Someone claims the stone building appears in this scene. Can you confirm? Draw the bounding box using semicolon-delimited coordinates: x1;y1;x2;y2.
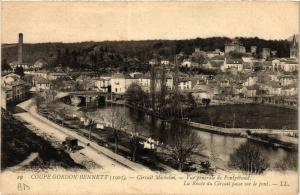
262;48;270;59
224;39;246;54
1;73;29;109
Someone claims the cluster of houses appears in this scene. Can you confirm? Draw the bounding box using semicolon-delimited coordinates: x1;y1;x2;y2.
1;73;30;109
1;34;298;109
178;37;299;75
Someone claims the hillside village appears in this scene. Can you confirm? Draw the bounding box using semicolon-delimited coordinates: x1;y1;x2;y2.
1;34;298;109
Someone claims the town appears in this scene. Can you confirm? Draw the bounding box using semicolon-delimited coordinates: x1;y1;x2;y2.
2;34;298;109
1;33;298;174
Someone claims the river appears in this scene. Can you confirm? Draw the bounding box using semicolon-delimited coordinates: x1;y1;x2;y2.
77;103;297;171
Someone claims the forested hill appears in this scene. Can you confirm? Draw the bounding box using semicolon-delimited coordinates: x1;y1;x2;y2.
1;37;292;70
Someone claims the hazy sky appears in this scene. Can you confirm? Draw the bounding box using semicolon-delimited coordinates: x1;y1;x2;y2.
2;2;299;43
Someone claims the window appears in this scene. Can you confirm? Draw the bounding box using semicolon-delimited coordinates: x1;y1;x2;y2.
115;88;118;92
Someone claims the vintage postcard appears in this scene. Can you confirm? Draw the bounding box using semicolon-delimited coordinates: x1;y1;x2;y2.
0;1;299;194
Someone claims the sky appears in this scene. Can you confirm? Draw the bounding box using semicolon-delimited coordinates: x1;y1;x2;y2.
1;2;299;43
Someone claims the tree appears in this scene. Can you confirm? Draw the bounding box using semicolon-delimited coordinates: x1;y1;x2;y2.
50;78;67;91
191;54;206;64
229;141;269;174
87;119;97;141
125;83;148;108
14;66;24;77
74;81;84;91
2;37;291;71
170;55;182;118
202;98;211;107
82;111;104;141
45;89;57;104
187;93;197;109
1;59;12;71
150;65;156;114
109;108;130;154
34;94;45;109
169;121;203;171
58;107;70;127
275;152;297;171
159;65;168;115
129;123;140;162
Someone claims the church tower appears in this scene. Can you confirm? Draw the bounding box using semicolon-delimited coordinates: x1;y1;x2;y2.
290;34;298;60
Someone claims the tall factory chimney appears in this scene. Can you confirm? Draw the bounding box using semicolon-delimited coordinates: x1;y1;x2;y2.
18;33;23;64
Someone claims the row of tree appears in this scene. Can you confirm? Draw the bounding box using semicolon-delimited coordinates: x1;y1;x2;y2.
2;36;293;71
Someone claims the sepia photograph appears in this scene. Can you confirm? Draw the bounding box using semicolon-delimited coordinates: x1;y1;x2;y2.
0;1;299;194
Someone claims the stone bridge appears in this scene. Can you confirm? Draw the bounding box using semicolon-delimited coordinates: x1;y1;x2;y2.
55;91;111;106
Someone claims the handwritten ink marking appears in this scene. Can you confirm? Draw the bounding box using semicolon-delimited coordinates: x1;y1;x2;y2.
17;175;23;180
17;183;30;191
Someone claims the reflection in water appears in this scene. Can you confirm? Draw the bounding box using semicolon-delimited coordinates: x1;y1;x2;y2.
83;104;297;170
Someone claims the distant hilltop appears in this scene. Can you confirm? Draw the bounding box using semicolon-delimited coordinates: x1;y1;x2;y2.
1;36;294;66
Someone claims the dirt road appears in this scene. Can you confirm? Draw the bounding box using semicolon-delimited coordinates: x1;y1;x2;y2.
14;99;150;172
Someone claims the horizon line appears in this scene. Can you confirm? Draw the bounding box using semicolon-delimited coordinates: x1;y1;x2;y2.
2;34;298;45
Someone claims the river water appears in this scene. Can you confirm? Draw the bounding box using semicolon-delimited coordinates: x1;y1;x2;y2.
79;104;297;171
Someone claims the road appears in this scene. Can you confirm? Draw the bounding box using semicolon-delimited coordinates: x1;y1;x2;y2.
14;99;151;172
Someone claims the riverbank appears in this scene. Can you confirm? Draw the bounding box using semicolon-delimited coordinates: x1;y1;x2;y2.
36;97;298;171
260;102;298;110
109;101;298;150
188;121;298;150
210;99;297;110
35;100;222;173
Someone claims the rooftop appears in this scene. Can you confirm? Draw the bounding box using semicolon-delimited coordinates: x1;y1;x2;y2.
34;77;50;84
226;58;243;64
112;73;132;79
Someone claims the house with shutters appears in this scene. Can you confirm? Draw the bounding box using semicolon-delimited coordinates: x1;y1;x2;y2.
222;58;243;72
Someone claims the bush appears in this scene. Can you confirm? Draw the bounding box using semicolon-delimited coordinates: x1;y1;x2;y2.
275;153;298;171
229;141;269;174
